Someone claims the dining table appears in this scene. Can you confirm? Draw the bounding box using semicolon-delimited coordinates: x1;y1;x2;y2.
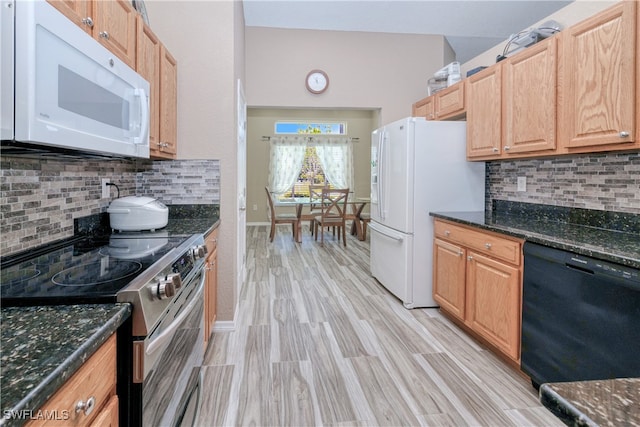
274;195;370;243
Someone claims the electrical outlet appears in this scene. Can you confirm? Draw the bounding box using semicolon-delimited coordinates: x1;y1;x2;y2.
101;179;110;199
252;204;258;211
517;176;527;192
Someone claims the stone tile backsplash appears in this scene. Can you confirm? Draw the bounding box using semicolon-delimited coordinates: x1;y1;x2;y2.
486;152;639;214
0;157;220;256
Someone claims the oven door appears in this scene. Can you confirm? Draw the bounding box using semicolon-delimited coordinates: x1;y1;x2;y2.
139;269;205;427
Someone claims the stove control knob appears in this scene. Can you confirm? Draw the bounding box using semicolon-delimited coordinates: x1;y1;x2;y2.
167;273;183;289
192;244;208;260
150;279;176;300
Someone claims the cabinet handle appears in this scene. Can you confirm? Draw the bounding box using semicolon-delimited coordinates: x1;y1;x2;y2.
620;131;630;138
99;31;110;39
485;243;492;249
467;256;473;261
81;17;94;28
492;147;499;152
458;251;464;257
504;146;511;151
75;396;96;416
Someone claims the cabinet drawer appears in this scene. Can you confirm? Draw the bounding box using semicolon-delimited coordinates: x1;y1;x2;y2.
26;335;117;427
205;228;219;254
434;220;522;265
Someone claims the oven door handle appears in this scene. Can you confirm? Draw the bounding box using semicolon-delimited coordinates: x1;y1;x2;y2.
146;271;205;356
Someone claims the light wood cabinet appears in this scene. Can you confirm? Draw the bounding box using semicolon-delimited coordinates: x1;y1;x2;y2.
136;17;161;154
412;82;464;121
47;0;137;68
204;228;219;342
156;46;178;159
433;239;466;321
559;1;638;152
434;83;465;120
26;334;118;427
502;36;557;156
412;97;435;120
466;67;502;159
433;219;523;362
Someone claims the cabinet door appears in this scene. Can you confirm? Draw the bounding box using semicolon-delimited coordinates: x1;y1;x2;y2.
92;0;136;68
466;68;502;159
136;18;160;154
435;83;465;120
433;239;466;321
89;395;118;427
47;0;93;34
466;252;521;361
559;1;636;150
502;37;557;155
204;229;218;342
413;97;435;120
158;45;178;158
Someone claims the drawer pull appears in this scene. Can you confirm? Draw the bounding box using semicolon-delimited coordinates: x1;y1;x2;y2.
485;243;492;249
76;396;96;416
444;230;451;236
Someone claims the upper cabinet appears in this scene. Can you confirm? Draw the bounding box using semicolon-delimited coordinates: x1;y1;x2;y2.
414;0;640;161
466;66;502;159
157;46;178;159
412;81;465;121
47;0;137;68
136;17;161;152
502;37;557;156
558;1;638;152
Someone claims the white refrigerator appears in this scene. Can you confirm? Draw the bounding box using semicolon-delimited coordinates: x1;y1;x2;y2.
369;117;485;308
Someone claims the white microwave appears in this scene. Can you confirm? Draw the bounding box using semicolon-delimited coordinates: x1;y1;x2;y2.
1;0;150;158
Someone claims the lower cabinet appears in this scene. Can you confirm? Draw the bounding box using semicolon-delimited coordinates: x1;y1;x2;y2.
433;219;523;362
204;227;219;343
26;334;118;427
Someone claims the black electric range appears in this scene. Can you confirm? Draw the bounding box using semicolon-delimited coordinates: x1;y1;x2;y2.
0;231;189;307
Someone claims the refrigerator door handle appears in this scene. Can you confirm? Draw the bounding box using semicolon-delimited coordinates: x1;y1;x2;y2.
369;222;404;241
378;131;385;220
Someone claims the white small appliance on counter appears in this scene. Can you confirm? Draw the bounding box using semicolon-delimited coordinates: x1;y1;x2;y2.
107;196;168;231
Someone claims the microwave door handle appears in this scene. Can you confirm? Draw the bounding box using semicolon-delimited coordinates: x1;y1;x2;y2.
133;88;149;145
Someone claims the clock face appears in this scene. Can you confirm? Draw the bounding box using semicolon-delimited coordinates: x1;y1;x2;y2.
306;70;329;94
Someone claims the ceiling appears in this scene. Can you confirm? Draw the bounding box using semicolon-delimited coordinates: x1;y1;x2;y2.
243;0;573;64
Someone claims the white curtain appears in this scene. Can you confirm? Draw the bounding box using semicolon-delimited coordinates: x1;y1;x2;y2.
315;136;354;190
267;136;307;194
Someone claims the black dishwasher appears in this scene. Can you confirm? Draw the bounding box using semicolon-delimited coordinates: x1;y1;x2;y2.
521;242;640;388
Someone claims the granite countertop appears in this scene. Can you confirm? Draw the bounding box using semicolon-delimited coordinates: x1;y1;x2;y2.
540;378;640;427
0;304;131;427
430;201;640;269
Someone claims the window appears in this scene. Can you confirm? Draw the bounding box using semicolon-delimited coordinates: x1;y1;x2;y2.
267;123;354;198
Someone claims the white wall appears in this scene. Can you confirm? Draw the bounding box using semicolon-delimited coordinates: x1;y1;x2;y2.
145;0;245;323
245;28;453;125
461;0;617;74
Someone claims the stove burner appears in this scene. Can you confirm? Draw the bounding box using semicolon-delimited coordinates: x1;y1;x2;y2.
0;266;41;286
52;259;143;286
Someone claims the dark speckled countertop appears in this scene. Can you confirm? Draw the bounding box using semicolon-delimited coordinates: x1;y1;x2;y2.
430;200;640;269
540;379;640;427
0;304;131;427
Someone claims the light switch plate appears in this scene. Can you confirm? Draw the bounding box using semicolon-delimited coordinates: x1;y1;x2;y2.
101;179;110;198
517;176;527;192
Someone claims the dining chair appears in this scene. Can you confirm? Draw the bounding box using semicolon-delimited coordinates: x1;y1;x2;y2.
313;188;350;246
265;187;299;242
305;184;326;236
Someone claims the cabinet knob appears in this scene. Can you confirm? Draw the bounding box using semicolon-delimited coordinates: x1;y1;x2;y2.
504;146;511;151
492;147;499;152
485;243;492;249
99;31;110;40
444;230;450;236
458;251;464;257
75;396;96;416
620;131;630;138
81;17;94;28
467;256;473;261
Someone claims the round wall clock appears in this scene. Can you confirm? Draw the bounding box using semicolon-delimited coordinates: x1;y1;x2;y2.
305;69;329;94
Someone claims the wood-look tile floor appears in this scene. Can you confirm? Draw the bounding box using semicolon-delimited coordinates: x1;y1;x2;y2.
197;225;562;427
